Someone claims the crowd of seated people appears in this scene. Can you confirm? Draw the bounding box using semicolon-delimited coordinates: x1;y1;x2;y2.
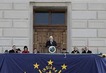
4;45;92;54
61;46;92;54
71;46;92;54
4;45;39;54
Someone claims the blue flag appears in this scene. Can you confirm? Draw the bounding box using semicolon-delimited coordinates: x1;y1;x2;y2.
0;54;106;73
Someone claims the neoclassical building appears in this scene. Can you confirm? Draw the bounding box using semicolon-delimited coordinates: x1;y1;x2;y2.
0;0;106;54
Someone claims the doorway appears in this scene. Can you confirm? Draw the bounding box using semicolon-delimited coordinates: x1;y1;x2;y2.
33;7;67;53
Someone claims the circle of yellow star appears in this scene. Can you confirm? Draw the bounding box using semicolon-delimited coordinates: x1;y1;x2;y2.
33;63;39;69
48;60;53;65
61;64;67;70
49;70;52;73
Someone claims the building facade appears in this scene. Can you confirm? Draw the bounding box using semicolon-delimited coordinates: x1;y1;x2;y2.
0;0;106;53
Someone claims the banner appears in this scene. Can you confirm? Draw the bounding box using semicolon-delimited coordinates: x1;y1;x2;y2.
0;54;106;73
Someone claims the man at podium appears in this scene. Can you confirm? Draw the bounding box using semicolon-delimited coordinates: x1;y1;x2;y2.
45;36;57;48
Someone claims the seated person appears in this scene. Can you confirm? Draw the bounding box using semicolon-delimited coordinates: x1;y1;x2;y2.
17;48;21;53
9;45;17;53
71;46;79;54
33;48;40;54
4;50;9;53
61;48;68;53
82;46;92;53
22;46;29;53
81;48;86;53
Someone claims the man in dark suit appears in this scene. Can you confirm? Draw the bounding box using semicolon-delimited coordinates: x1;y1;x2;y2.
61;48;69;53
9;45;17;53
46;36;57;48
71;46;80;54
82;46;92;53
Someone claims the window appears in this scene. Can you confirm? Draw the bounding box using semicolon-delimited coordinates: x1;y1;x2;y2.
51;12;65;25
33;10;66;26
34;12;49;25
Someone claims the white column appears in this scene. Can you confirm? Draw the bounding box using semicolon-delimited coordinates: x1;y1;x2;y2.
67;2;72;53
29;2;33;53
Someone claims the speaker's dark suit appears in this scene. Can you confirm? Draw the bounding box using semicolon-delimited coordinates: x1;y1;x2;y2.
45;40;57;47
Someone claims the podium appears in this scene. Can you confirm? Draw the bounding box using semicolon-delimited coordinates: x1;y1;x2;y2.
35;43;63;53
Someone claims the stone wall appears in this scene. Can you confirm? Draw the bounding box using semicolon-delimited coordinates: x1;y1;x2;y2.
0;3;29;52
0;0;106;54
72;3;106;53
